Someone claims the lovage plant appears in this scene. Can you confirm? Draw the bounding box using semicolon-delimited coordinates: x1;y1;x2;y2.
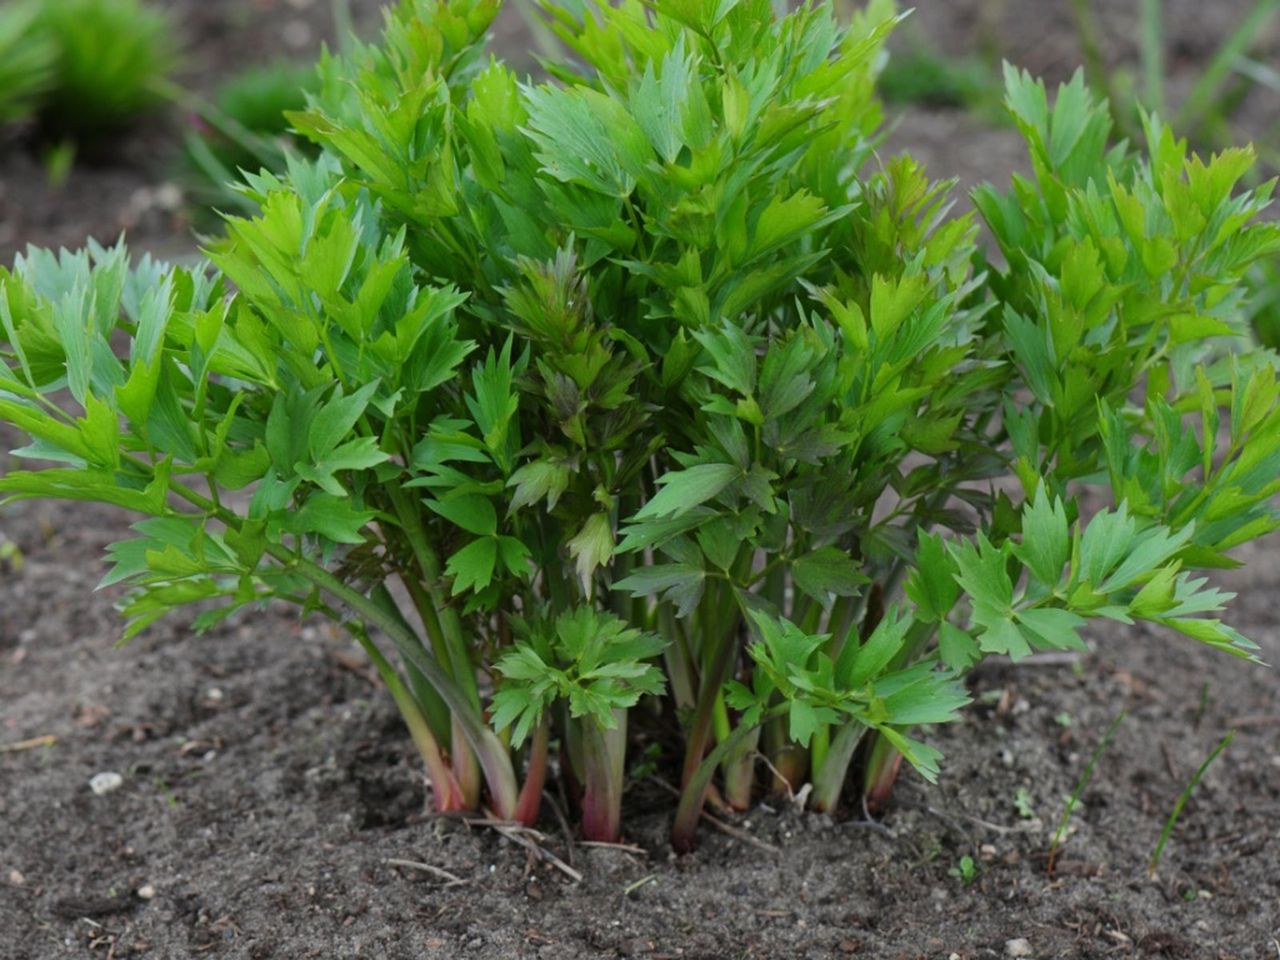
1;0;1278;850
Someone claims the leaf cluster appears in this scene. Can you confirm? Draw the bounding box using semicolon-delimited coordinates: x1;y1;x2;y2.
1;0;1277;846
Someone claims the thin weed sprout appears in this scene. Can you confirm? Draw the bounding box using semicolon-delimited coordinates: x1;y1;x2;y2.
1047;710;1127;876
1149;730;1236;877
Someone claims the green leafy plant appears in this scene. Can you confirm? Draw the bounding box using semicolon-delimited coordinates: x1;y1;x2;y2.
878;46;1001;113
1013;786;1035;820
949;854;978;885
1;0;1278;851
0;533;22;573
0;1;56;126
33;0;174;139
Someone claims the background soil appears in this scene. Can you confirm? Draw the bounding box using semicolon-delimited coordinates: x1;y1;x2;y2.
2;1;1279;958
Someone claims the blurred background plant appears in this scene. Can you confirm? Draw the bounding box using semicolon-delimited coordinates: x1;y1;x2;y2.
1068;0;1279;154
0;2;55;128
32;0;176;142
1248;260;1280;349
176;60;320;225
878;46;1004;115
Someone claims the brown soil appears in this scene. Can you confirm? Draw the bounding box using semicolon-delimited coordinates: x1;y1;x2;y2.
3;2;1280;959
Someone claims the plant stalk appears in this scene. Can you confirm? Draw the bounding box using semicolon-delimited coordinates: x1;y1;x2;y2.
579;711;628;842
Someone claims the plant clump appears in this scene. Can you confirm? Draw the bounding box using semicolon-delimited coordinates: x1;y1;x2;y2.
0;0;175;141
0;0;1278;850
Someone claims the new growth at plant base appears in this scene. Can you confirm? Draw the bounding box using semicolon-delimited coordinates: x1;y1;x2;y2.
1;0;1278;850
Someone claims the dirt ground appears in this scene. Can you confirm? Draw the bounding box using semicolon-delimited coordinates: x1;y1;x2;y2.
2;1;1280;958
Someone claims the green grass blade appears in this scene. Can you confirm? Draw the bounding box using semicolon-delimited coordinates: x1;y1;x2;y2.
1177;0;1280;134
1048;709;1126;875
1149;730;1235;876
1140;0;1165;115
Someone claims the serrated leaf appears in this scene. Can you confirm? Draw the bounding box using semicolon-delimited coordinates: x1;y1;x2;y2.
634;463;739;521
937;622;980;672
1014;488;1069;588
792;547;868;606
426;494;497;537
567;512;614;597
446;537;499;595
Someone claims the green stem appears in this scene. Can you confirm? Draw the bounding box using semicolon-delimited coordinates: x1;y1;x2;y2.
385;481;481;708
861;732;904;814
279;550;520;819
720;719;759;811
1140;0;1166;116
452;713;482;808
348;623;466;812
368;582;450;742
579;711;628;842
672;706;784;852
672;562;751;849
809;724;830;778
764;715;807;794
810;721;867;813
1066;0;1120;118
659;604;697;710
677;577;741;793
514;716;549;827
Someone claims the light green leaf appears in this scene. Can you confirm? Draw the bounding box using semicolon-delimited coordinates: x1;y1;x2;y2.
634;463;739;521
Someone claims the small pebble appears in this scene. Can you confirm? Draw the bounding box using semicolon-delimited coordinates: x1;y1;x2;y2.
137;884;156;900
282;19;312;48
1005;938;1034;958
8;869;24;886
89;772;124;796
153;183;183;212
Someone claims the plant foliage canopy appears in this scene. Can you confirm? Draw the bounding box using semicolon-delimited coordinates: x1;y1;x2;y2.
1;0;1278;849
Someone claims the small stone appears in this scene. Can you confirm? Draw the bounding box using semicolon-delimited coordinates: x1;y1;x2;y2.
8;869;25;886
89;771;124;795
979;844;998;861
153;183;183;212
282;19;312;48
205;687;224;703
137;884;156;900
1005;938;1034;958
838;940;860;954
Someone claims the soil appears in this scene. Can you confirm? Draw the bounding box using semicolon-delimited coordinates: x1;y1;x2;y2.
3;2;1280;959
